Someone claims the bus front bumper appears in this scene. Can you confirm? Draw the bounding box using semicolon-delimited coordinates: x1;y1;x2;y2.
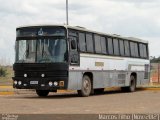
12;77;68;90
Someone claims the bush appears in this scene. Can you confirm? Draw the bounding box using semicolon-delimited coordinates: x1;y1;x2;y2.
0;67;7;77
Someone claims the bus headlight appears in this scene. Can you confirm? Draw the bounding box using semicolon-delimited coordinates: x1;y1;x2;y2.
14;81;18;85
48;81;53;86
24;74;27;78
18;81;22;85
41;74;45;78
53;81;58;86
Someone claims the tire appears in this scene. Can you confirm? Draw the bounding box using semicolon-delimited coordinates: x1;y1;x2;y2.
36;90;49;97
128;75;136;92
78;75;92;97
121;75;136;92
94;88;104;94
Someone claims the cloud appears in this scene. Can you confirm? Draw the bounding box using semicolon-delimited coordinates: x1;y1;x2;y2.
0;0;160;64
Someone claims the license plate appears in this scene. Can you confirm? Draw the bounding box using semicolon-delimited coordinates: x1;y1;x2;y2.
30;81;38;85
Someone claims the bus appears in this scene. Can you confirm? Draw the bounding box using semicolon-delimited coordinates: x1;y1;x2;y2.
13;25;150;97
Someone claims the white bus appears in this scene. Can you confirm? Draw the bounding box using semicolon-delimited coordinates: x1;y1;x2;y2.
13;25;150;97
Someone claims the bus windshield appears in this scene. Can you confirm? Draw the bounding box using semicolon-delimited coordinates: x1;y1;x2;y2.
16;38;67;63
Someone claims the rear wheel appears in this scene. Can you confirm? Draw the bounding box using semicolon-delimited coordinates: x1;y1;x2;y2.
121;75;136;92
128;75;136;92
36;90;49;97
78;75;92;97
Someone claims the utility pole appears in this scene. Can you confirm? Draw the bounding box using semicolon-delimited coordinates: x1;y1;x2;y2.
66;0;69;25
158;63;160;83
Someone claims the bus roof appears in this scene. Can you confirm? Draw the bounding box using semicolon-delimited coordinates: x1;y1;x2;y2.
17;24;148;44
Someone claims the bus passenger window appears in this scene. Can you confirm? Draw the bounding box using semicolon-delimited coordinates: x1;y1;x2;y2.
79;33;86;52
107;38;113;55
139;43;148;58
124;41;130;56
94;35;101;53
86;33;94;53
119;40;125;56
113;38;120;56
130;42;139;57
101;37;107;54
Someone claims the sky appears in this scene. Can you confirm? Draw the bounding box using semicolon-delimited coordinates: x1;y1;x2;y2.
0;0;160;65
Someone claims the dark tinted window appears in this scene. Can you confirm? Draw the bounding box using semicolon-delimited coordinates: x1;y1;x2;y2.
130;42;139;57
108;38;113;55
79;33;86;52
119;40;125;56
113;38;119;55
143;44;147;58
139;43;148;58
86;33;94;52
124;41;130;56
134;43;139;57
130;42;135;57
101;37;107;54
94;35;101;53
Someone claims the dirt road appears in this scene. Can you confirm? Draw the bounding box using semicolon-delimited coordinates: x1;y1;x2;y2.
0;89;160;114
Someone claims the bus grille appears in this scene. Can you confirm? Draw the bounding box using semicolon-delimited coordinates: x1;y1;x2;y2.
15;71;68;77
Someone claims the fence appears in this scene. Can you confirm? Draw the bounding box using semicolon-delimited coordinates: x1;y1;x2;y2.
150;63;160;83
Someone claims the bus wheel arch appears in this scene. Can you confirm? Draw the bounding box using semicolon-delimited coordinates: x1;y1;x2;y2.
78;72;93;97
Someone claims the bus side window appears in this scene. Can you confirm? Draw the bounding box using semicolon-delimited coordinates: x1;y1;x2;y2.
119;39;125;56
130;42;139;58
69;36;79;65
139;43;148;58
101;37;107;54
94;34;102;53
107;37;113;55
86;33;94;53
143;44;148;58
113;38;120;56
124;41;130;57
79;32;86;52
134;42;139;57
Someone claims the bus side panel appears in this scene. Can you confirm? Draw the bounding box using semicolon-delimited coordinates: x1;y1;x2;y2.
92;71;105;88
128;63;150;87
67;54;150;90
68;71;82;90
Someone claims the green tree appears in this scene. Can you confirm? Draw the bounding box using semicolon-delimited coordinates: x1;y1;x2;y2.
150;56;160;63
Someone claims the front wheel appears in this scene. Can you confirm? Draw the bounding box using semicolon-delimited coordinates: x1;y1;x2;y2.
78;75;92;97
36;90;49;97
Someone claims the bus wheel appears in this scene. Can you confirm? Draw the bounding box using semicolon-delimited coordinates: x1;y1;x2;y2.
78;75;92;97
128;75;136;92
122;75;136;92
36;90;49;97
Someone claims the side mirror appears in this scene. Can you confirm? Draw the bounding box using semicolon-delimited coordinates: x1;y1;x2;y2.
71;40;76;50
